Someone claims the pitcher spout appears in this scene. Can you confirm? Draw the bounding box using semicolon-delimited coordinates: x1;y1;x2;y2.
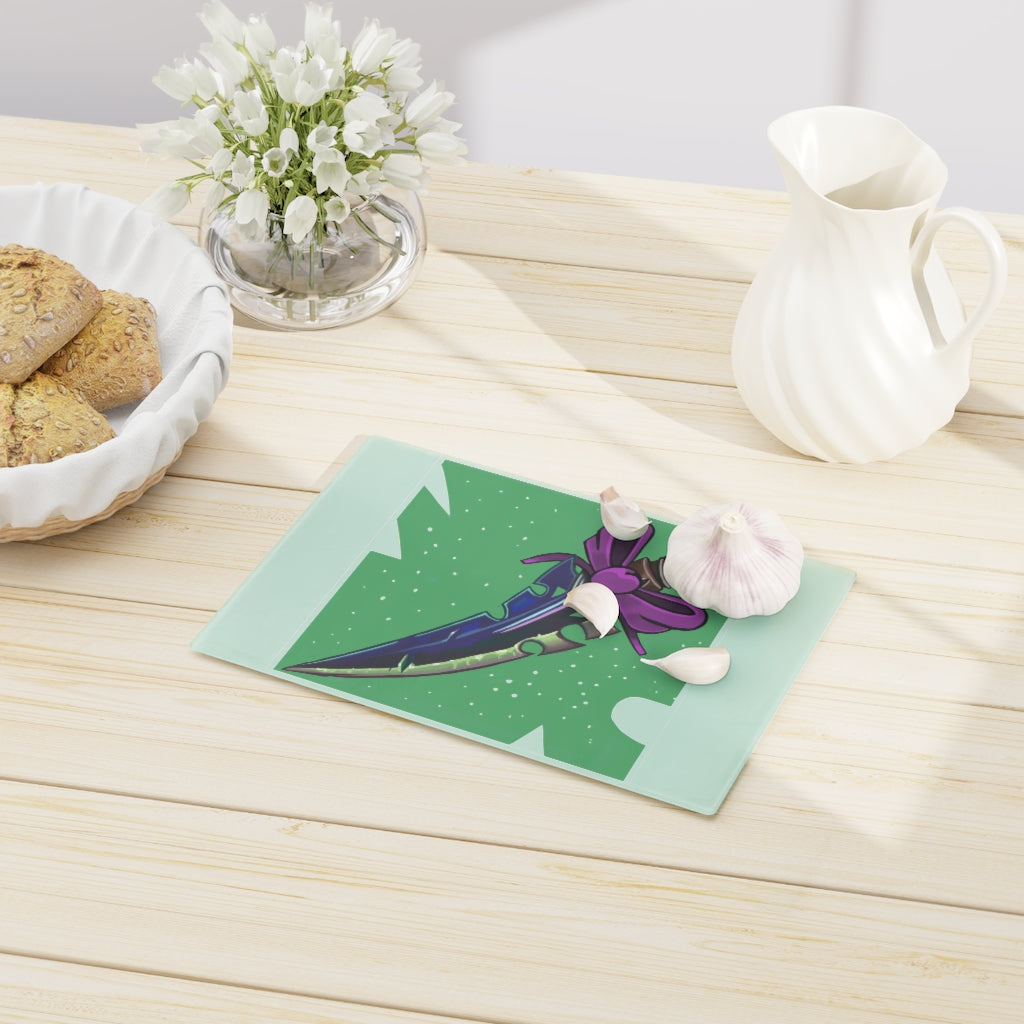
768;106;948;215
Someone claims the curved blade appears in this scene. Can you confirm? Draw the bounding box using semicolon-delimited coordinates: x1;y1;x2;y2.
282;557;600;679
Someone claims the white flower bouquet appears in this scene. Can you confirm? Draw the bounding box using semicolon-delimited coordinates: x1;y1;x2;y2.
140;0;466;248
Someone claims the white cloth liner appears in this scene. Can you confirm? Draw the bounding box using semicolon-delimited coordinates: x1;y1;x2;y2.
0;183;233;530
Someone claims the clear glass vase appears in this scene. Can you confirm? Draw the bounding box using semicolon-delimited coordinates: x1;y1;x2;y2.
201;190;426;330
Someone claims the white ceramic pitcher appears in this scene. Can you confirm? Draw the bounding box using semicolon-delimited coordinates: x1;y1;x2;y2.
731;106;1007;463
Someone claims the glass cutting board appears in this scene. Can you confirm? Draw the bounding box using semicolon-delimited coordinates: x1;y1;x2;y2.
193;436;855;814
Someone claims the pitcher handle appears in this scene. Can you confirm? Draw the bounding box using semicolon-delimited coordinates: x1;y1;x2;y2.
911;206;1008;351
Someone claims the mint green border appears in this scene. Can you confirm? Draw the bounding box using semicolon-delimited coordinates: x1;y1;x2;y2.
193;436;854;815
192;438;446;670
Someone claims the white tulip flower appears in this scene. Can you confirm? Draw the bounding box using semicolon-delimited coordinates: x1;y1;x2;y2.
313;149;350;194
304;3;336;43
283;194;319;244
199;0;245;43
153;63;198;103
342;92;393;156
381;152;429;191
138;119;188;158
243;14;275;61
200;36;249;90
350;19;397;75
140;109;223;159
304;3;344;67
154;59;220;103
341;120;383;158
344;90;391;125
306;122;338;153
232;89;268;135
235;186;270;229
209;146;233;178
279;127;299;155
348;167;382;194
141;181;190;219
404;81;455;129
262;148;290;177
428;116;461;137
192;107;225;155
292;55;333;107
230;150;255;187
269;48;302;103
189;60;221;101
324;195;351;224
204;180;229;210
386;37;422;94
415;130;468;165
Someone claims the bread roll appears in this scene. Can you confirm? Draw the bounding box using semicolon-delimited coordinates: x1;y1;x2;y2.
0;244;103;385
40;290;162;410
0;383;14;469
0;372;114;467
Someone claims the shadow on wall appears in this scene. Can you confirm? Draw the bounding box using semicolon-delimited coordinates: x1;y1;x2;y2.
0;0;863;195
4;0;1019;210
0;0;592;127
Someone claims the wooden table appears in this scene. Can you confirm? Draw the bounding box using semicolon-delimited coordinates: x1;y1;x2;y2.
1;115;1023;1023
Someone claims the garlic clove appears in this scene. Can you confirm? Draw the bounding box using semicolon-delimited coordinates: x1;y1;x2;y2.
663;501;803;618
599;485;651;541
563;581;620;637
641;646;731;685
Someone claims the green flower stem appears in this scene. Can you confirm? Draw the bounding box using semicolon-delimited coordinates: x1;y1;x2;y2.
352;204;404;255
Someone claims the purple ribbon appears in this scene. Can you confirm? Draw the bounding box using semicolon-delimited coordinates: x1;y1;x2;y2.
523;524;707;655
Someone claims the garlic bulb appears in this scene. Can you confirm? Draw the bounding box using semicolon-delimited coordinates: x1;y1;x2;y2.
663;501;803;618
641;646;730;685
599;486;650;541
564;581;619;637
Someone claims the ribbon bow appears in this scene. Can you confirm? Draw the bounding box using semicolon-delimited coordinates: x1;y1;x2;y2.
523;524;707;656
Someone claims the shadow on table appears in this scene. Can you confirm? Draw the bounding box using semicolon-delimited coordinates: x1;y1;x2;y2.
419;164;797;470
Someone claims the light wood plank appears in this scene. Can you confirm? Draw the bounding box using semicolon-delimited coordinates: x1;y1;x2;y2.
423;161;1024;285
0;953;475;1024
1;589;1021;914
396;250;1024;398
211;247;1024;409
174;349;1023;497
178;321;1024;496
2;781;1022;1024
0;117;196;218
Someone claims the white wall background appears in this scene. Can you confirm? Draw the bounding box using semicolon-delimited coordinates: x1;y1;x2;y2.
2;0;1021;212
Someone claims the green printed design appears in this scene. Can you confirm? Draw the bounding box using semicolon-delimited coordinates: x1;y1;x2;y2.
279;462;724;779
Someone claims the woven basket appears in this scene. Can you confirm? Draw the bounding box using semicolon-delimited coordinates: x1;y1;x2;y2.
0;453;180;543
0;183;233;543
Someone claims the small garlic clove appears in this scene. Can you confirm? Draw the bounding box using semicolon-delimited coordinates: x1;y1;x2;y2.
564;581;620;637
641;646;730;685
599;485;650;540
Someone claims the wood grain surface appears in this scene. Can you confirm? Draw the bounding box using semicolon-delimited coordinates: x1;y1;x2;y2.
1;115;1022;1023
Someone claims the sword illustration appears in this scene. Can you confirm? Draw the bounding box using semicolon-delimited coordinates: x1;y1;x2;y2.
282;525;708;679
283;557;593;678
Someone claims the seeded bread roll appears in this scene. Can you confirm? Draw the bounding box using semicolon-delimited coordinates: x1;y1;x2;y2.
0;383;14;468
40;290;162;411
0;244;103;385
0;372;115;467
